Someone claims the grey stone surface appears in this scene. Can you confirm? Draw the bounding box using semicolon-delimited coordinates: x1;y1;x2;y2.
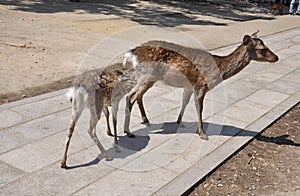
0;109;70;154
0;89;66;111
251;69;285;83
266;79;300;95
74;167;177;195
0;151;114;195
207;84;252;106
244;89;289;108
223;99;270;124
229;77;267;94
10;94;70;122
0;110;23;130
0;131;87;173
283;69;300;83
0;28;299;195
0;161;25;187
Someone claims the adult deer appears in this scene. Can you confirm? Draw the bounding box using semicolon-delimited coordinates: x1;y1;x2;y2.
123;32;279;140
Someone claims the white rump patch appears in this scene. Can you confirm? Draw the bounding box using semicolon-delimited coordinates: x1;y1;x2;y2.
123;52;138;68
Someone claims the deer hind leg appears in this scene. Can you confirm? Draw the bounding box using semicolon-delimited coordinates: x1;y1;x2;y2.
89;101;112;161
61;98;84;168
137;81;155;124
124;81;155;137
194;89;208;140
176;89;193;126
103;106;113;136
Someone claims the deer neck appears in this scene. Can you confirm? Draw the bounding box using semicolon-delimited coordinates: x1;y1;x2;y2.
213;44;251;80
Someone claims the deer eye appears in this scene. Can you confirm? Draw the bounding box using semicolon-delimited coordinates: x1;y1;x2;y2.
260;49;267;56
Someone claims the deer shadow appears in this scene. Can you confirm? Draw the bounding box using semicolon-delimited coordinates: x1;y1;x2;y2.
66;120;299;169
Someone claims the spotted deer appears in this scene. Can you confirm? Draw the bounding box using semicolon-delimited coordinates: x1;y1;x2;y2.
123;32;279;140
61;64;142;168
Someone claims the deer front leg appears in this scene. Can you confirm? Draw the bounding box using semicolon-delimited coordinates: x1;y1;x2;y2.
177;88;193;125
103;106;113;136
137;96;149;124
194;89;208;140
124;81;155;137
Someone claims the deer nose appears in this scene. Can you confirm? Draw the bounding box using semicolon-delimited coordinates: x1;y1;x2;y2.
274;55;279;62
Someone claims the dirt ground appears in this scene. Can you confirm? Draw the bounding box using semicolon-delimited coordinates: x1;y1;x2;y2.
189;103;300;196
0;0;299;195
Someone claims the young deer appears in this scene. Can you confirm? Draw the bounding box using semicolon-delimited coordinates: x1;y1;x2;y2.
61;64;140;168
123;32;279;140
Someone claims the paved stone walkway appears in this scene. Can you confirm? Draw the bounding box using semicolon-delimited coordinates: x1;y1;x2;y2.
0;28;299;195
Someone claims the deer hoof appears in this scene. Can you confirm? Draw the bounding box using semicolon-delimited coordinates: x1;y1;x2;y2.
61;163;67;169
125;132;135;138
200;134;209;140
107;132;113;137
106;156;113;161
141;118;149;124
113;144;121;153
179;123;185;128
141;122;150;126
142;122;150;127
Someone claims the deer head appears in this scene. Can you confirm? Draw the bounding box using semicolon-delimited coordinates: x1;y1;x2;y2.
243;31;279;63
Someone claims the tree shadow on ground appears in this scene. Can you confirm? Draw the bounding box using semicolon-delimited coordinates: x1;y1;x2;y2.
0;0;275;27
66;120;299;169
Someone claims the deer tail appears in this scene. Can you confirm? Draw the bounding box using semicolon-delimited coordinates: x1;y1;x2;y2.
66;87;75;102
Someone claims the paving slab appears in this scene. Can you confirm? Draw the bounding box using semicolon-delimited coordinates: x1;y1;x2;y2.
0;161;25;187
0;28;299;195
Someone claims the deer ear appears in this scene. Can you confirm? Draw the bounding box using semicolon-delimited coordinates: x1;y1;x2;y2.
243;35;252;45
251;30;259;38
